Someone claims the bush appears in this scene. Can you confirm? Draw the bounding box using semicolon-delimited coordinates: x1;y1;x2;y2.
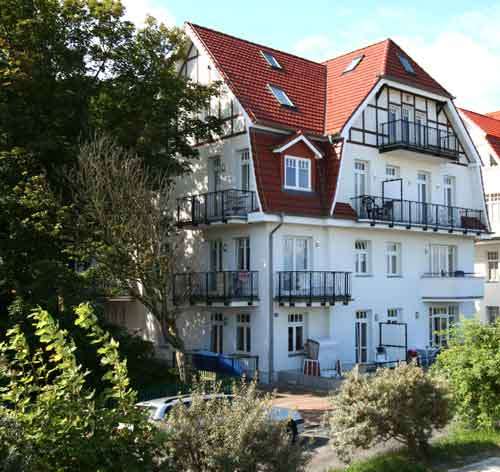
0;303;169;472
433;319;500;429
165;381;310;472
327;363;450;463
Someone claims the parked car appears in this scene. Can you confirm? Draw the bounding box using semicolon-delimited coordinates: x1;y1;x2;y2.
136;393;305;441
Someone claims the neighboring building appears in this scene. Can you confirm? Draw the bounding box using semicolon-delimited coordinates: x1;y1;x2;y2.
112;24;490;381
460;109;500;324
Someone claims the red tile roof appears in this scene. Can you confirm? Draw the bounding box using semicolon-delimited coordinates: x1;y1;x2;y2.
187;23;326;135
324;39;452;134
250;129;344;217
187;23;452;136
487;111;500;120
460;108;500;158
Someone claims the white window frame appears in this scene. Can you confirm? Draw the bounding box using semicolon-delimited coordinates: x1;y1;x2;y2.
487;306;499;324
354;160;369;197
386;242;402;276
486;194;500;230
210;312;224;354
284;155;312;191
487;251;499;282
355;240;371;275
385;165;400;179
429;305;458;348
387;308;402;322
239;149;251;191
430;245;457;276
288;313;305;354
235;237;250;271
236;314;251;353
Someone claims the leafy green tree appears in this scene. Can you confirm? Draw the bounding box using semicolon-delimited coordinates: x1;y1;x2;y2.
327;363;451;462
0;303;170;471
433;319;500;430
0;0;219;313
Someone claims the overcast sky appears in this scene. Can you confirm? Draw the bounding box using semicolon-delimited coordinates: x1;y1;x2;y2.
122;0;500;114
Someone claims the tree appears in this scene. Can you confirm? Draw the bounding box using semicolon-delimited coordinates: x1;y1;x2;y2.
72;136;193;380
165;381;310;472
433;319;500;429
0;303;169;471
327;363;451;463
0;0;219;314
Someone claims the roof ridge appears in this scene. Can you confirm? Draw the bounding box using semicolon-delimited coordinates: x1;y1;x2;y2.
322;38;389;64
185;22;324;67
461;107;500;121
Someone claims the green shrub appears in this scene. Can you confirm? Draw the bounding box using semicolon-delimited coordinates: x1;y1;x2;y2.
327;363;450;463
165;381;310;472
0;303;169;471
433;319;500;429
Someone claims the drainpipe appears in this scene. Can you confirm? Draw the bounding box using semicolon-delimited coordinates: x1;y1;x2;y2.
268;213;284;383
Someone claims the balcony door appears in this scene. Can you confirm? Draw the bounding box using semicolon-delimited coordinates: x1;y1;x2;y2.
210;313;224;354
417;172;430;224
429;305;457;348
443;176;456;225
284;237;310;293
354;161;368;213
402;104;414;144
209;157;223;218
355;310;371;364
430;245;456;276
240;149;251;192
209;240;223;292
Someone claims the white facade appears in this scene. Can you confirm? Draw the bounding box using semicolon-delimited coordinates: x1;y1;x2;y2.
109;30;489;382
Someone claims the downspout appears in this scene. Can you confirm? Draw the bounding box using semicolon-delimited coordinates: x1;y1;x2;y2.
268;213;284;383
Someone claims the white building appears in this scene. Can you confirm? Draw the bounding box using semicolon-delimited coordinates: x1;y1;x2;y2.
460;109;500;324
112;24;490;382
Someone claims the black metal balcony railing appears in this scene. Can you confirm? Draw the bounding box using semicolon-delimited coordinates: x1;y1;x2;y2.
275;271;352;306
352;195;487;233
422;271;478;278
177;189;258;226
379;120;460;158
173;271;259;306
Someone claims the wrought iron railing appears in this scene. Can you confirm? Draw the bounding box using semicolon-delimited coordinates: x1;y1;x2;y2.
274;271;352;305
422;271;479;278
176;189;258;226
351;195;487;232
379;119;460;158
173;271;259;305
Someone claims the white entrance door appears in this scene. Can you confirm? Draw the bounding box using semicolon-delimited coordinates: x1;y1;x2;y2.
355;310;370;363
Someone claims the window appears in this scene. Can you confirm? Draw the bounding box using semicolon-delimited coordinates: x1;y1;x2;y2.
387;308;402;322
386;165;400;178
343;55;364;73
443;176;455;207
236;314;251;353
240;149;251;191
268;84;295;107
429;306;457;347
487;306;499;324
261;51;282;69
210;313;224;354
354;160;368;198
235;238;250;271
398;54;415;74
386;242;401;276
288;314;305;353
355;240;371;275
284;156;311;191
487;251;499;282
486;194;500;229
430;245;456;276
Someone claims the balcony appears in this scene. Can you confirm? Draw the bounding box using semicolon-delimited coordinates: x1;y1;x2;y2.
351;195;488;234
274;271;352;307
379;120;460;159
173;271;259;306
420;272;484;302
176;189;258;227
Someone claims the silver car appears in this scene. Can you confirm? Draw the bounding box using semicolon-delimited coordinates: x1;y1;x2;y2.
136;393;305;441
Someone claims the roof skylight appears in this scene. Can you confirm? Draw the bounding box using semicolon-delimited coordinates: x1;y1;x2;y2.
261;51;282;69
343;55;364;73
268;84;295;107
398;54;415;74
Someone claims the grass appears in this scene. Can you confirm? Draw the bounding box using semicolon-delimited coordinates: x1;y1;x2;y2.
329;428;500;472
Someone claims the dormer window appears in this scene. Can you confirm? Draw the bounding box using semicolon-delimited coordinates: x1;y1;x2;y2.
398;54;415;74
268;84;295;108
261;51;282;69
343;55;364;73
284;156;311;191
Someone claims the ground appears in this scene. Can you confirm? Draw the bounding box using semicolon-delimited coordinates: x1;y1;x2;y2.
450;458;500;472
